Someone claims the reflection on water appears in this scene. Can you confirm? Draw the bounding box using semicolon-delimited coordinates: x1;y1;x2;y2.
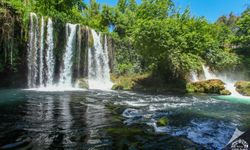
0;90;249;149
0;90;114;149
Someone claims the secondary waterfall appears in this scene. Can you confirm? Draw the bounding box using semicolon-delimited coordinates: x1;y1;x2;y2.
58;24;77;87
190;71;199;82
202;65;241;96
202;65;217;80
88;30;113;90
27;13;39;88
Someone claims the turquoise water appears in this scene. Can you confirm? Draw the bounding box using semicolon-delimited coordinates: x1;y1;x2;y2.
0;89;249;149
215;95;250;104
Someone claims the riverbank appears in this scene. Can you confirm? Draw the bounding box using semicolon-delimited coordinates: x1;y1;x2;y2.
111;73;187;94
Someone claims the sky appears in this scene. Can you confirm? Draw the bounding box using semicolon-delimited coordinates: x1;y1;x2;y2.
91;0;250;22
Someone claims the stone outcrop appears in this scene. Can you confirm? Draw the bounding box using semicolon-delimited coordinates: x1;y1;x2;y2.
186;79;231;95
235;81;250;96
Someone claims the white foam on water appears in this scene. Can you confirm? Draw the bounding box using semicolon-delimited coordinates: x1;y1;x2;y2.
24;86;86;92
152;119;235;150
122;108;141;118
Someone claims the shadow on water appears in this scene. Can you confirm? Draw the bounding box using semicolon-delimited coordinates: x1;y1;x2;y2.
0;90;114;149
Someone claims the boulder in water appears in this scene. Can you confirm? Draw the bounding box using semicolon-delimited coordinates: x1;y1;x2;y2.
186;79;227;95
156;117;169;127
235;81;250;96
220;90;231;95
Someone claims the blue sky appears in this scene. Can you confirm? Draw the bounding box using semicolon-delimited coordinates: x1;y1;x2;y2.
89;0;250;22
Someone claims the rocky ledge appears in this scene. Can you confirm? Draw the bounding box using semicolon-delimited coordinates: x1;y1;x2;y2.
235;81;250;96
186;79;231;95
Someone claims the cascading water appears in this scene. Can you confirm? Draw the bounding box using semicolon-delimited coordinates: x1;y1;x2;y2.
190;71;199;82
27;13;113;91
27;13;39;88
201;65;242;96
39;17;45;86
59;23;77;87
202;65;217;80
27;15;55;88
44;18;55;87
216;73;243;97
88;30;113;90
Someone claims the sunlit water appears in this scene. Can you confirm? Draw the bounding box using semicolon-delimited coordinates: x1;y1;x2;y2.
0;89;250;149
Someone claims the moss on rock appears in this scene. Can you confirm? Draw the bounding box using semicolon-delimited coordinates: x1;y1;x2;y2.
157;117;169;127
235;81;250;96
220;90;231;95
186;79;227;95
111;74;150;91
112;84;124;90
76;78;89;89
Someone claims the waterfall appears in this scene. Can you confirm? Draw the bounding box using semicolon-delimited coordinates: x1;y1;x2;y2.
88;30;113;90
27;15;55;88
27;13;114;91
190;71;199;82
44;18;55;87
201;65;242;96
202;65;217;80
39;17;45;86
59;23;77;87
27;13;39;88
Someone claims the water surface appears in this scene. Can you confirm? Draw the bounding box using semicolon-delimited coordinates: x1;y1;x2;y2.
0;89;250;149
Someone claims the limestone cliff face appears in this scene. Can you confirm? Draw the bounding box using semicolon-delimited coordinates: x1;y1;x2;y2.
0;3;27;88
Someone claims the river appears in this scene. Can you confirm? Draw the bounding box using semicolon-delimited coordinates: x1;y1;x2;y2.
0;89;250;149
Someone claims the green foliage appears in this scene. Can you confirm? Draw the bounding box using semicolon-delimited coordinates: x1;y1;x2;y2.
113;34;142;75
136;0;173;19
204;49;239;70
4;0;86;25
235;8;250;51
216;12;238;31
108;0;244;80
132;15;236;78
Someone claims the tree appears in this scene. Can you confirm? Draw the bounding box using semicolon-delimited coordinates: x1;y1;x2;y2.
117;0;127;13
235;8;250;50
216;12;238;32
136;0;173;19
128;0;137;11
